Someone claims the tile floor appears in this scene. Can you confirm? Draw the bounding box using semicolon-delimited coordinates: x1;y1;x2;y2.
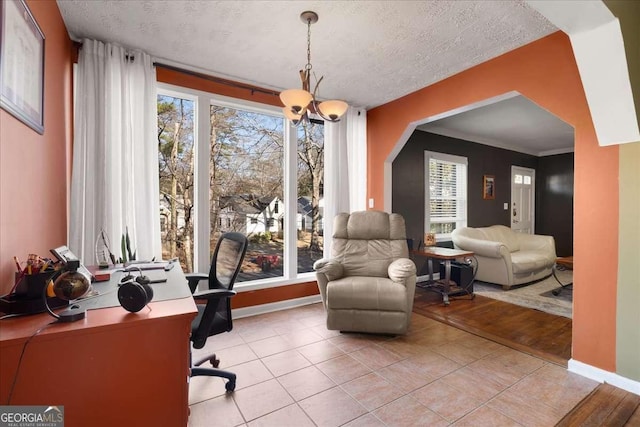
188;303;597;426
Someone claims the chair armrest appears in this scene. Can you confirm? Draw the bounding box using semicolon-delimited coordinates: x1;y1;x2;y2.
388;258;416;284
453;235;509;258
192;289;237;300
313;258;344;281
184;273;209;294
313;258;344;307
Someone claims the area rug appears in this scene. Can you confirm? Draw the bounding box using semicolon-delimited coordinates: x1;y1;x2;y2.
473;269;573;318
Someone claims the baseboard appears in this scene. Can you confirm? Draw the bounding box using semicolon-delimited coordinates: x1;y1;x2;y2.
568;358;640;396
232;294;322;319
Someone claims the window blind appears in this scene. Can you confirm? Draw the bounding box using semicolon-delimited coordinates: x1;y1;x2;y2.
425;151;467;237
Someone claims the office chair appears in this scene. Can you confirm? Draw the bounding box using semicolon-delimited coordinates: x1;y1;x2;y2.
185;232;248;392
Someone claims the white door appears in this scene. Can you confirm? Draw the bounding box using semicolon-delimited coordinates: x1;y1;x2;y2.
511;166;535;234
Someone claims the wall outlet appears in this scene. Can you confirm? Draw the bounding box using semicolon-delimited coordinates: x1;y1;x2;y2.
504;202;509;210
369;198;374;208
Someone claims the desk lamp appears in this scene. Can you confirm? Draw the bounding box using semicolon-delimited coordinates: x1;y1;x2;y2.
44;260;91;322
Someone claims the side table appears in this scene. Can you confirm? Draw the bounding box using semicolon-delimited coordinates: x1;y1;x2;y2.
412;247;476;305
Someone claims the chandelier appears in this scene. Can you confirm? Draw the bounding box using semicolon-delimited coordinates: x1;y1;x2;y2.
280;11;348;125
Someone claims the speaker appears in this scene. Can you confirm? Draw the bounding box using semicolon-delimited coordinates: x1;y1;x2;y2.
118;269;154;313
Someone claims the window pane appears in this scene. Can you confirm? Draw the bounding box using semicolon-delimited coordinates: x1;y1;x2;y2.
514;174;523;184
209;104;284;282
430;222;456;234
157;95;195;272
524;175;532;185
297;119;325;274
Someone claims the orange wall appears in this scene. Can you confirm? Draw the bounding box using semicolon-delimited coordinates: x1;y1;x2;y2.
367;31;619;372
0;1;73;295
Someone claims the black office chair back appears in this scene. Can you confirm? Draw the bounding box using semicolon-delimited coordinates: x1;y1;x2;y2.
208;232;248;291
191;232;248;349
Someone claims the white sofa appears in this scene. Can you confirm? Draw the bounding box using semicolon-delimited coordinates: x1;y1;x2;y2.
451;225;556;290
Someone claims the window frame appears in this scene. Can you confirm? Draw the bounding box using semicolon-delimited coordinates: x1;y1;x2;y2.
157;83;325;291
424;150;468;241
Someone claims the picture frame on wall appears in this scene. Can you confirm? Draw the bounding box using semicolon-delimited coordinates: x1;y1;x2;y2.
0;0;45;134
483;175;495;200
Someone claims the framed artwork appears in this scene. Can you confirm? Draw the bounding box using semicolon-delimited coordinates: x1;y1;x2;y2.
483;175;495;200
0;0;45;134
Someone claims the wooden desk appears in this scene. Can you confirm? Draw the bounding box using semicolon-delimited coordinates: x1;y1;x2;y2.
412;247;475;305
0;266;197;427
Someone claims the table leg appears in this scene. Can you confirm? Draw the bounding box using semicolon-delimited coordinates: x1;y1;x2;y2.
552;264;573;296
443;260;451;305
427;258;434;283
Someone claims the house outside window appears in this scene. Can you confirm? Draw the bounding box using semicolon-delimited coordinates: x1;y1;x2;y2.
425;151;467;240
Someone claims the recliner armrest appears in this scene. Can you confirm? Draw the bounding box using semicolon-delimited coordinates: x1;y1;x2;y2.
184;273;209;294
192;289;237;300
313;258;344;281
388;258;416;283
313;258;344;308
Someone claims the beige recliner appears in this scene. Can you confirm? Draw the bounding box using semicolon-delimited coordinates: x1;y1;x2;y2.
313;211;417;335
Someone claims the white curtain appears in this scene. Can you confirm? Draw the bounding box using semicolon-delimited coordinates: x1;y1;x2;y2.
323;106;367;257
69;39;160;264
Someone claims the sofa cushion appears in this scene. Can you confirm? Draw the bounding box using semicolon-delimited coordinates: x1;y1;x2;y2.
326;276;407;311
479;225;520;252
510;251;554;274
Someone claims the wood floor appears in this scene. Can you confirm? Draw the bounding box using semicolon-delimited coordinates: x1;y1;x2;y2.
412;287;640;426
412;286;572;365
557;383;640;426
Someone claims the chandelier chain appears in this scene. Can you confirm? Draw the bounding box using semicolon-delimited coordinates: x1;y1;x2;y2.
305;17;312;71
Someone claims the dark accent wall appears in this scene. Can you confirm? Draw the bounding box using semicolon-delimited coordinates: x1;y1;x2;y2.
393;131;575;271
536;153;574;256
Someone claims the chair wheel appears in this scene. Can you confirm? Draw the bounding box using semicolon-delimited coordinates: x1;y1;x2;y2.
210;355;220;368
225;380;235;392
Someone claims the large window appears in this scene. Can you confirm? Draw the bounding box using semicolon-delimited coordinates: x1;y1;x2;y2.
157;86;325;286
425;151;467;240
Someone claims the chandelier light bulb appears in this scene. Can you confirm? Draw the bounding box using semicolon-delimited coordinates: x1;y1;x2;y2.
318;100;348;121
280;89;312;112
283;107;304;122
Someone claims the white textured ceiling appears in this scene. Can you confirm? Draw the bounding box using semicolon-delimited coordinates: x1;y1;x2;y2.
56;0;557;110
418;96;575;156
56;1;573;154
